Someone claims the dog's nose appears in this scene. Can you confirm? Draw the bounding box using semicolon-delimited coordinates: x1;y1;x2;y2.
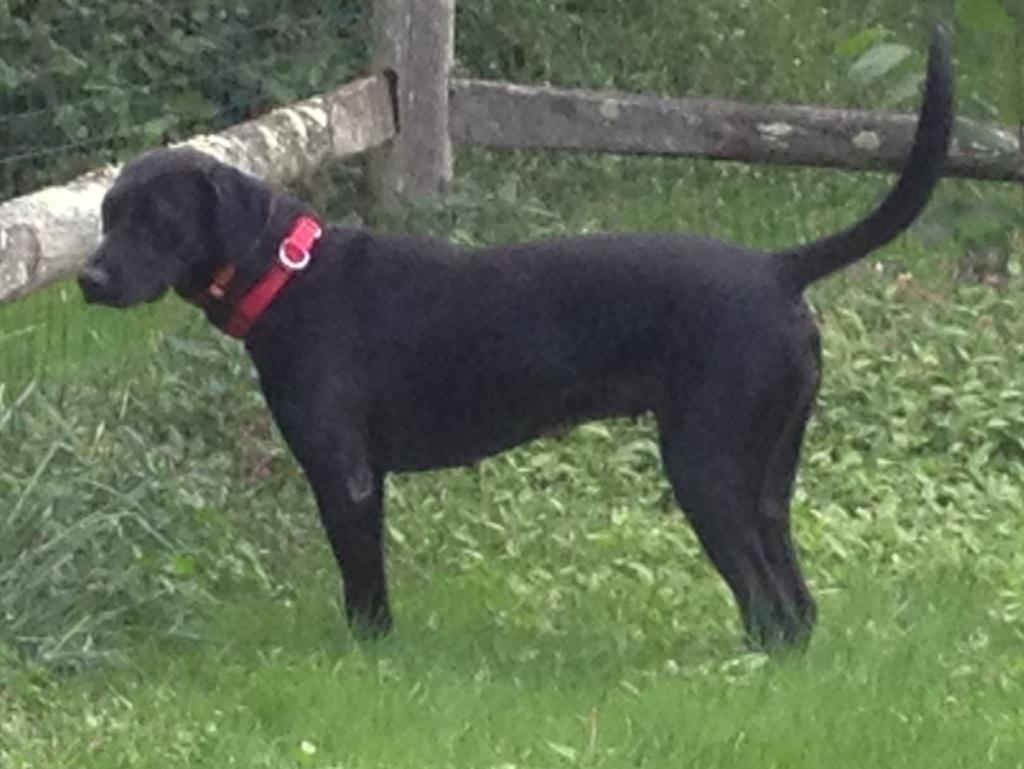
80;265;109;286
78;265;114;304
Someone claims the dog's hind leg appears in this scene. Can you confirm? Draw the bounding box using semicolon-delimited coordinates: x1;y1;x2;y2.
657;354;817;649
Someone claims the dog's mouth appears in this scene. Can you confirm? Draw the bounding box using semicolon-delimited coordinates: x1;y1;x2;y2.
77;266;165;308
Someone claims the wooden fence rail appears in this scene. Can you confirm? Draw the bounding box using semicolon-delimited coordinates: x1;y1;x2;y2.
451;78;1023;182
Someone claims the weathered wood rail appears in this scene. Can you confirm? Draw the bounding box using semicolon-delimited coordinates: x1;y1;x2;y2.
451;78;1023;182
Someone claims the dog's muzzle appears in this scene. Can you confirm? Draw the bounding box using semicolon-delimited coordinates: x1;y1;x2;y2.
78;264;117;304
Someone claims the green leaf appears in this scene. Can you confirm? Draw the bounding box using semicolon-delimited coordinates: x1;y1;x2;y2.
140;116;177;143
836;26;889;58
956;0;1013;32
547;742;579;763
881;72;925;108
622;560;655;586
50;43;88;77
169;91;220;123
0;57;29;89
167;553;198;577
849;43;912;84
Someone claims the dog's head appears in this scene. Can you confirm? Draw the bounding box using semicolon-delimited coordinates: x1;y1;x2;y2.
79;148;272;307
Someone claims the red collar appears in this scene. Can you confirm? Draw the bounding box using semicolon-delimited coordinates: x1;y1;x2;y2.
200;215;323;338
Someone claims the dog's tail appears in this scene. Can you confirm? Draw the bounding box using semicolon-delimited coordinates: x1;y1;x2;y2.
773;25;953;292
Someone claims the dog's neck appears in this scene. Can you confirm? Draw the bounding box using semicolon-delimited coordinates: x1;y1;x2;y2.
176;193;316;334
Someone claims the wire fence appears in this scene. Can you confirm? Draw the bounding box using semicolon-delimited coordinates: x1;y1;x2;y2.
0;1;368;394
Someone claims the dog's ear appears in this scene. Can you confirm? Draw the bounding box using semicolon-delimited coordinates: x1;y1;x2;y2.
204;163;273;253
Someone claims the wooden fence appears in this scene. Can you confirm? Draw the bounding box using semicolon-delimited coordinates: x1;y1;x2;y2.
1;0;1021;303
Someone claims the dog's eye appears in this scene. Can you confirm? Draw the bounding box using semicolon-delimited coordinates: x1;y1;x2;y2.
101;196;128;233
100;201;113;232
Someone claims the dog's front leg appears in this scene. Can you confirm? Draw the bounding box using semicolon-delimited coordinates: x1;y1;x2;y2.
267;385;393;638
303;453;392;638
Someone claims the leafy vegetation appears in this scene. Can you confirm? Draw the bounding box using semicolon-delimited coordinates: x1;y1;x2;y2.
1;0;1023;765
0;0;368;386
0;0;366;197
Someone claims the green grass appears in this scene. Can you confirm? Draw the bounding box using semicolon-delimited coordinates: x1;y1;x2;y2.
3;568;1023;768
0;285;192;394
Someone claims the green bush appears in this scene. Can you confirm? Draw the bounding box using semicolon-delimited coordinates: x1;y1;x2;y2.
0;0;366;198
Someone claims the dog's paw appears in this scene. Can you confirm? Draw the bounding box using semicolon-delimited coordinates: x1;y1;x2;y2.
347;605;393;641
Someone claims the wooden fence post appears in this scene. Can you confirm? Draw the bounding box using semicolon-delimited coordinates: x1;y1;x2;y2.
368;0;455;209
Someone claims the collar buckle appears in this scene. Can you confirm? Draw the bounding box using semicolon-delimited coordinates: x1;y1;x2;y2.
278;216;322;271
278;241;311;270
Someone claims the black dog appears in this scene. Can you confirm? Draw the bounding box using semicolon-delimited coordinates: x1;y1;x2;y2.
79;28;952;649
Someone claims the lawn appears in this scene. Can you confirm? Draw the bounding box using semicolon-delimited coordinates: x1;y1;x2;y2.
4;568;1023;767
